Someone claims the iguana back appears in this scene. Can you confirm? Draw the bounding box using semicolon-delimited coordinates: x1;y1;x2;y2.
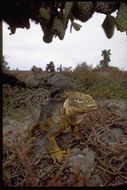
39;99;63;126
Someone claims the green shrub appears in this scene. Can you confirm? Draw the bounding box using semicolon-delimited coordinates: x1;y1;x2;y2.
70;70;127;100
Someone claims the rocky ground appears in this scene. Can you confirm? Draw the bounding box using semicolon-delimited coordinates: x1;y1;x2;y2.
2;71;127;187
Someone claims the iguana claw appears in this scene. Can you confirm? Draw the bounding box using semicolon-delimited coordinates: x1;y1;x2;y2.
50;148;70;163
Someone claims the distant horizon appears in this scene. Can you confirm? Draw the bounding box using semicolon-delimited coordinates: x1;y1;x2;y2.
7;63;127;72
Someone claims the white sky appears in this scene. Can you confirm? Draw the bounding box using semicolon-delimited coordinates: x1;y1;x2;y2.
3;11;127;71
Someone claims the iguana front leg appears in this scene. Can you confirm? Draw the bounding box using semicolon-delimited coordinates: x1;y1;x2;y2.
46;136;69;163
46;119;69;163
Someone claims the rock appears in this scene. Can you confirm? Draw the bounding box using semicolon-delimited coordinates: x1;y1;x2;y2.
25;76;39;88
47;74;72;89
87;174;103;186
82;147;96;170
25;76;45;88
67;147;96;178
71;147;82;155
101;127;127;144
101;131;117;144
120;122;127;134
33;72;50;81
38;80;45;88
68;154;91;177
111;128;124;139
106;99;127;114
4;119;31;131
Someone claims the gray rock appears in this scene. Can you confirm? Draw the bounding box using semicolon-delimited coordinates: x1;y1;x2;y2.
68;147;96;178
101;127;126;144
25;76;45;88
87;174;103;186
47;74;72;88
82;147;96;170
111;128;124;139
34;75;42;80
38;80;45;87
68;154;91;177
106;99;127;113
71;148;82;155
34;73;50;81
101;131;117;144
25;76;40;88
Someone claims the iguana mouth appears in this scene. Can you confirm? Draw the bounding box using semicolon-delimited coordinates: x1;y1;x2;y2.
86;102;97;109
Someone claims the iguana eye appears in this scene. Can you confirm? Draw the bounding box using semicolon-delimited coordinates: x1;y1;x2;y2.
73;98;83;104
77;98;83;103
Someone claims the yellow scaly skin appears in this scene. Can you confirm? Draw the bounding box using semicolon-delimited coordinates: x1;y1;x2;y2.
40;92;97;163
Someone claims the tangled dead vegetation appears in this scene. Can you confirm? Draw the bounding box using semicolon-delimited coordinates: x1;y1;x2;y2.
3;99;127;186
3;85;50;108
3;85;51;120
78;107;127;186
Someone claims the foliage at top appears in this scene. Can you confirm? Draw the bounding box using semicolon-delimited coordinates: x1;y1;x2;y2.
2;1;127;43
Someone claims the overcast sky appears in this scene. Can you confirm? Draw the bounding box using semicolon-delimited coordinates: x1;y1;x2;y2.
3;11;127;71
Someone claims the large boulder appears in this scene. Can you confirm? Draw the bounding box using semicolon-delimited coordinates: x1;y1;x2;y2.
25;76;45;88
47;74;72;89
67;147;96;178
33;72;54;82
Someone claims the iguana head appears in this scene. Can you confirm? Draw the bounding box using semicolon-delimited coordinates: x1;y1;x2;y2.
63;91;97;125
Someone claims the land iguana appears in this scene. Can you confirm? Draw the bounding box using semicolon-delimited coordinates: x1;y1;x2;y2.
30;91;97;163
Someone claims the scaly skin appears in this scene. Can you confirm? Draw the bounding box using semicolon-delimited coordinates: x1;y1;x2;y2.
39;91;97;163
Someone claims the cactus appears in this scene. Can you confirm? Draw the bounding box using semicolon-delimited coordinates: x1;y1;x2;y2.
52;17;65;40
100;49;111;68
72;2;95;22
102;15;116;39
95;2;118;14
40;20;54;43
71;22;82;31
115;2;127;32
39;7;50;23
3;1;126;43
64;2;74;22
